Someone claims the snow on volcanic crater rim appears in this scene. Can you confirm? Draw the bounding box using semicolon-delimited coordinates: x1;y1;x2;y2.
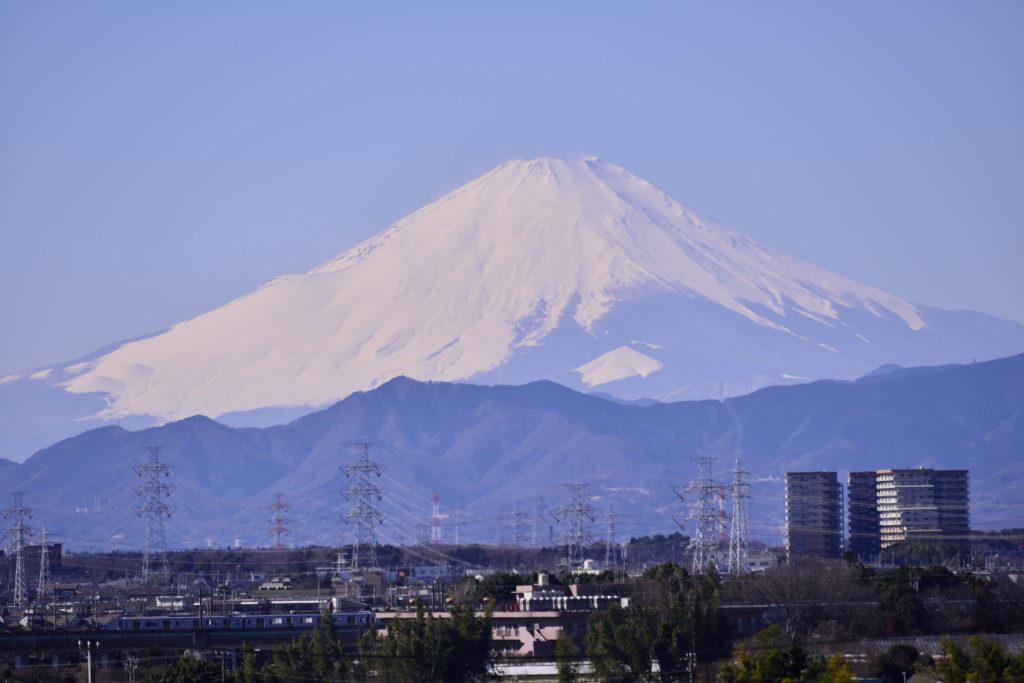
63;157;925;421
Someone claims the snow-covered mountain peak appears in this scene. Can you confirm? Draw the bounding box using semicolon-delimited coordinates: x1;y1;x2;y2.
60;157;933;421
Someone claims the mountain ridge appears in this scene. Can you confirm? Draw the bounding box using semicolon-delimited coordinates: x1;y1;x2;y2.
6;352;1022;550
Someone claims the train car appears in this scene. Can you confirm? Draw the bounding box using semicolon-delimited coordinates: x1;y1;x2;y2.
104;610;374;633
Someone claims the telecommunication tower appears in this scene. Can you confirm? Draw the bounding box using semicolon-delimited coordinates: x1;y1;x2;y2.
269;493;290;550
135;446;172;583
552;483;596;566
681;456;723;573
342;442;384;571
3;492;33;608
727;459;751;574
37;523;52;601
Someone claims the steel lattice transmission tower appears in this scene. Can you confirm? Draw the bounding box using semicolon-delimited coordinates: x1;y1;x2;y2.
342;442;384;571
604;507;619;568
552;483;597;567
269;493;290;550
530;496;545;548
3;492;33;608
511;504;530;548
430;493;444;545
681;456;723;573
135;446;172;584
37;523;52;601
727;459;751;574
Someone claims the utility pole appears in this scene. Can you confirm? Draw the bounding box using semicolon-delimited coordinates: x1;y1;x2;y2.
135;446;172;584
679;456;722;573
3;491;33;608
343;442;384;571
78;640;99;683
37;523;52;601
268;493;290;550
605;507;618;568
727;459;751;574
552;483;596;567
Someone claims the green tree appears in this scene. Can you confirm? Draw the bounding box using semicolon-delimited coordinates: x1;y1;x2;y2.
142;655;222;683
555;631;581;683
873;644;919;683
934;639;972;683
717;626;808;683
260;609;350;682
587;563;730;682
362;605;492;682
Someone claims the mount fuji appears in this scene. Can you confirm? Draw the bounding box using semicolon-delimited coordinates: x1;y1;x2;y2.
3;157;1023;460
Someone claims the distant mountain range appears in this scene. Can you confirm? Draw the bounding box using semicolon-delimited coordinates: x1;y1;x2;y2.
3;157;1022;461
4;353;1021;552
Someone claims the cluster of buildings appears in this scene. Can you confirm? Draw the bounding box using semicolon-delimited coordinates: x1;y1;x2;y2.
785;467;970;561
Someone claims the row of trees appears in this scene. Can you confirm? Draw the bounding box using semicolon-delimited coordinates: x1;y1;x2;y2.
135;559;1024;682
728;559;1024;644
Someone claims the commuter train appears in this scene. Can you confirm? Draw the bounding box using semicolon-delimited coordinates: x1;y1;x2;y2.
103;610;374;633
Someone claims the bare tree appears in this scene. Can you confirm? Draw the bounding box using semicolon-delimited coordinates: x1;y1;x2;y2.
733;559;875;645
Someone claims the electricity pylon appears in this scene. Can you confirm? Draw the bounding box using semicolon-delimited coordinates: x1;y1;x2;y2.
343;442;384;571
37;523;52;601
605;507;619;568
135;446;172;584
552;483;596;567
3;492;33;608
269;493;290;550
727;459;751;574
681;457;723;573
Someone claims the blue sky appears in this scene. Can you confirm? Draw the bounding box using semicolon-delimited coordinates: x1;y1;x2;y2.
1;1;1022;374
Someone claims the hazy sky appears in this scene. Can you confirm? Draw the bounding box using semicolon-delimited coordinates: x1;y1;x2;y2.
1;1;1022;374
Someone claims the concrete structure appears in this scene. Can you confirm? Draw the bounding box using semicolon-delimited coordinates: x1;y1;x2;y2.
785;471;842;559
849;468;969;554
848;470;882;561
